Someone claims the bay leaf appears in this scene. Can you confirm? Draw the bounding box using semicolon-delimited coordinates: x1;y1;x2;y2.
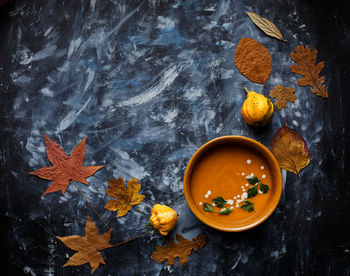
246;11;287;42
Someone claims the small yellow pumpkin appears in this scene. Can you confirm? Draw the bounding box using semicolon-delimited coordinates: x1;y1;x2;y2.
241;87;274;126
148;204;178;236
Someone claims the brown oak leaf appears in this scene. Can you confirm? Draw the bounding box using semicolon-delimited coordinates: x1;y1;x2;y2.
270;125;310;180
151;234;207;266
290;45;328;98
104;177;145;217
56;215;112;273
234;37;272;84
28;135;103;196
269;85;296;110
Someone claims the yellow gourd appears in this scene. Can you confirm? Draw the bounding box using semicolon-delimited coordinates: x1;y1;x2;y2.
241;87;274;126
148;204;178;236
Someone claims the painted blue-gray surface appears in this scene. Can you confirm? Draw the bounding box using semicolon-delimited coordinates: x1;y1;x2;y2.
1;0;349;275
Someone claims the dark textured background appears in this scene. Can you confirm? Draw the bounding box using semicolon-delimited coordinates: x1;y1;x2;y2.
1;0;350;275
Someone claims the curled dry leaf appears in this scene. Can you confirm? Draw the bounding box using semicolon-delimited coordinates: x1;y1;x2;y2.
270;125;310;180
56;215;112;273
246;11;287;42
151;234;207;266
269;85;296;110
28;135;103;196
234;37;272;84
104;177;145;217
290;45;328;98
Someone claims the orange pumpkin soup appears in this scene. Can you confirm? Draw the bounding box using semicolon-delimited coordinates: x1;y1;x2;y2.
190;143;272;221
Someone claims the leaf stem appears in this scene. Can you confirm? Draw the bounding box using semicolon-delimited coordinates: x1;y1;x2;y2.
73;182;111;231
133;206;146;214
109;234;140;248
243;87;250;94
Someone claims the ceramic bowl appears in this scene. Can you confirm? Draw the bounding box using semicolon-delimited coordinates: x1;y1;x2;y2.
183;135;282;232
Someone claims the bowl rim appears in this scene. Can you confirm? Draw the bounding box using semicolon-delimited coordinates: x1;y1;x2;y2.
183;135;283;232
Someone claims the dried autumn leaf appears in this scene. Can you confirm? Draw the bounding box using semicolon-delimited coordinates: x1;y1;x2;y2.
269;85;296;110
151;234;207;266
234;37;272;84
104;177;145;217
246;12;287;42
270;125;310;180
290;45;328;98
28;135;103;196
56;215;112;273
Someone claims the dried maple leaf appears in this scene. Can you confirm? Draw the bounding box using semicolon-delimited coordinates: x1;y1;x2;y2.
28;135;103;196
269;85;296;110
234;37;272;84
270;125;310;180
56;215;112;273
290;45;328;98
104;177;145;217
151;234;207;266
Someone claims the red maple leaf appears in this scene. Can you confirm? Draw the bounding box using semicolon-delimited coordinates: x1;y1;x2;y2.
29;135;103;196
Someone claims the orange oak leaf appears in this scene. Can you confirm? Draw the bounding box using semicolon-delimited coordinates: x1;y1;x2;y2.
234;37;272;84
151;234;207;266
269;85;296;110
104;177;145;217
56;215;112;273
28;135;103;196
289;45;328;98
270;125;310;180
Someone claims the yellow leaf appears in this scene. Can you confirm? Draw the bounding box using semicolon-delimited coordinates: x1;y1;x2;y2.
270;125;310;180
246;11;287;42
104;177;145;217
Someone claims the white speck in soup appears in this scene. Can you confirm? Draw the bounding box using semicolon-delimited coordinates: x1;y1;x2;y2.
204;194;209;198
247;159;252;164
245;183;249;187
262;174;266;179
241;172;245;176
199;202;203;206
260;166;264;170
212;203;216;207
207;190;212;195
